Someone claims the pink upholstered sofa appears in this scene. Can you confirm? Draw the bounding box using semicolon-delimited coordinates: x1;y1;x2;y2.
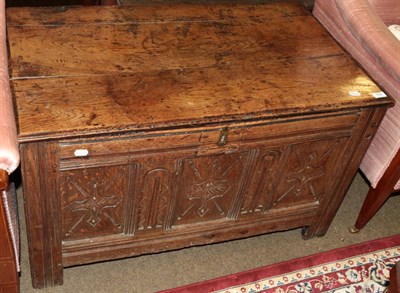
0;0;19;178
0;0;20;291
313;0;400;230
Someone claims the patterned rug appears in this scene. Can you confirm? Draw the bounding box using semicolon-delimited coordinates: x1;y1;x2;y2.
160;234;400;293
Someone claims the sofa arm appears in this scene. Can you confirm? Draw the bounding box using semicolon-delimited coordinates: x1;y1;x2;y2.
369;0;400;26
0;0;19;177
335;0;400;88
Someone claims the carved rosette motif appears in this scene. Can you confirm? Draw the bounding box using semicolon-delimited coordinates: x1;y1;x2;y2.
183;178;231;218
272;140;342;208
174;153;246;225
276;151;325;203
61;167;127;240
178;158;234;220
66;178;122;237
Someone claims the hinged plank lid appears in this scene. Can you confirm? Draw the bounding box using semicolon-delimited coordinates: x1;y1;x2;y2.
6;1;392;142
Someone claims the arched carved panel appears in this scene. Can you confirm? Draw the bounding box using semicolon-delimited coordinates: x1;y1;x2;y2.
137;168;170;231
241;149;284;214
131;154;177;234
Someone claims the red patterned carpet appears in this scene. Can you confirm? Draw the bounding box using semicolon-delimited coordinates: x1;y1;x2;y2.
161;234;400;293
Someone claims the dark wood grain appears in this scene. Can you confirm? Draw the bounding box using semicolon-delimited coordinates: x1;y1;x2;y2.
8;18;340;78
7;0;117;7
11;57;386;142
302;107;388;238
20;143;63;288
8;1;393;288
7;2;388;141
0;169;8;191
6;2;306;26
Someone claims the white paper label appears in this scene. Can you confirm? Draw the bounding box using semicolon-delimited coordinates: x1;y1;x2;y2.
74;149;89;157
349;91;361;97
372;92;387;99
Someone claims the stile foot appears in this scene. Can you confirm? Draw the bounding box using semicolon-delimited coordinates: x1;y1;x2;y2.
349;226;360;234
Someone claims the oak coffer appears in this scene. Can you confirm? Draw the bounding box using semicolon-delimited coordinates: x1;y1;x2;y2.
6;0;393;288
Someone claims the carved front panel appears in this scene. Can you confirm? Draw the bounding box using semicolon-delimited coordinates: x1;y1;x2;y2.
240;148;285;214
272;139;344;208
60;166;128;241
171;152;251;226
134;156;175;233
241;138;347;215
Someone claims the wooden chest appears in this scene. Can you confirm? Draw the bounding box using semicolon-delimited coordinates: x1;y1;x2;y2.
6;1;393;288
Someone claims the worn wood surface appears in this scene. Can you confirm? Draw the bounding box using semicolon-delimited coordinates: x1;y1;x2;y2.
7;2;388;142
7;1;393;288
7;0;117;7
20;143;63;288
0;169;8;191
